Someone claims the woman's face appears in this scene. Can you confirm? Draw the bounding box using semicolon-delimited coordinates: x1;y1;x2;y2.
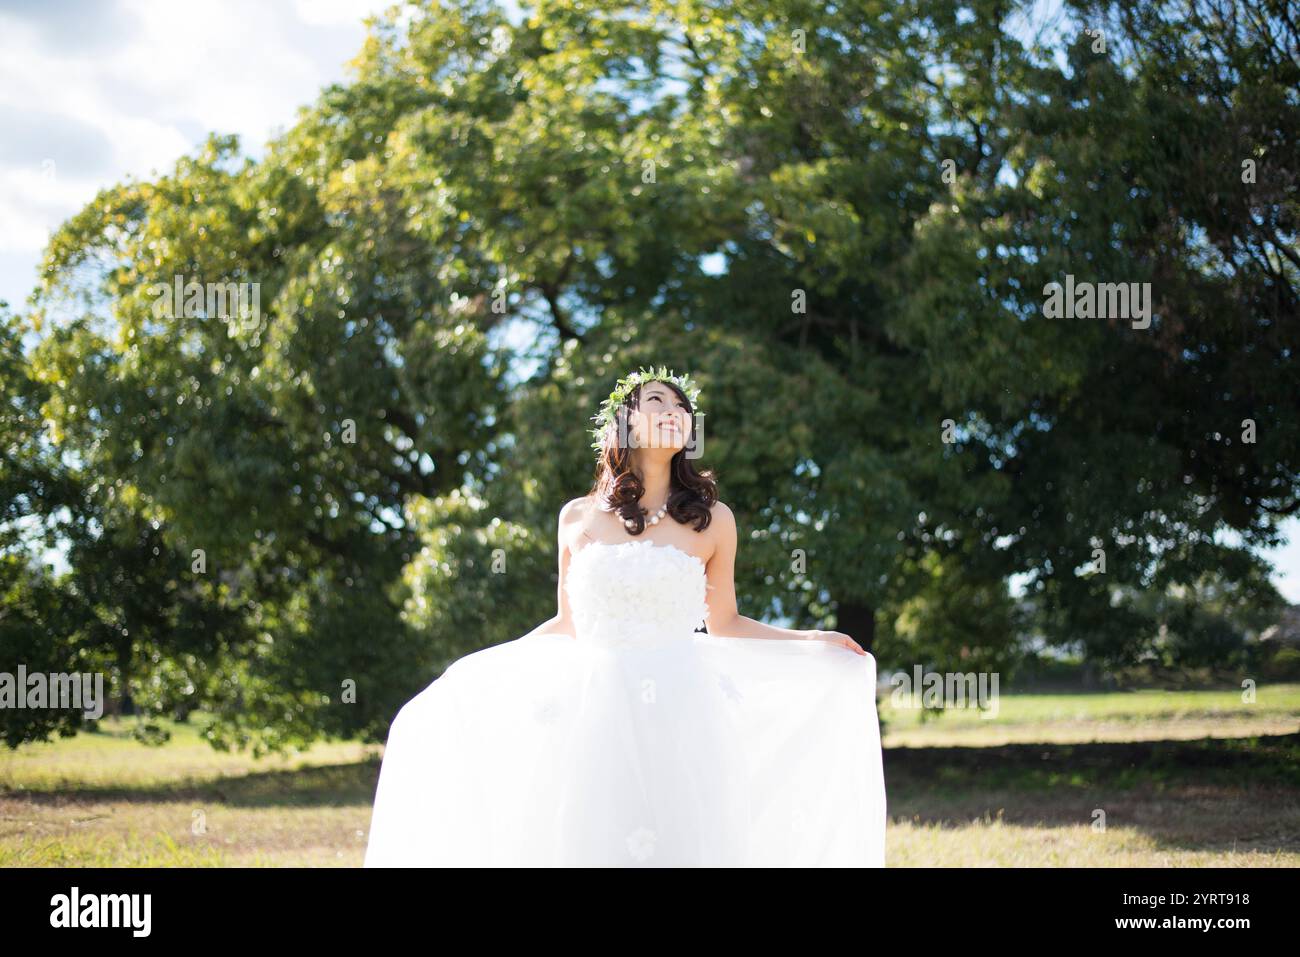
627;382;690;454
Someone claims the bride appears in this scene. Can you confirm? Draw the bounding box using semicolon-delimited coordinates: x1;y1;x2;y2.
363;367;887;867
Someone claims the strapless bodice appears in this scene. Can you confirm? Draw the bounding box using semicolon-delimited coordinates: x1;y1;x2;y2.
564;540;711;648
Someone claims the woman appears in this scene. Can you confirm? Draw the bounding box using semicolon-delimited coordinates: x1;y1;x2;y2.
363;367;887;866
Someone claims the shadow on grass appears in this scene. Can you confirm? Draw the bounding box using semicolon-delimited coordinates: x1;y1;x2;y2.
884;730;1300;855
885;730;1300;792
2;757;384;810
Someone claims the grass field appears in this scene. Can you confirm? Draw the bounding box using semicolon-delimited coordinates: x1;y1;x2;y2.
3;684;1298;866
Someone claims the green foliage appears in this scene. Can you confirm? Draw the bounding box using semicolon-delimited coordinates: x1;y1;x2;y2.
2;0;1294;749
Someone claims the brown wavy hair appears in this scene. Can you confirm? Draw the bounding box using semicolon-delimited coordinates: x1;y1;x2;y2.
586;378;718;534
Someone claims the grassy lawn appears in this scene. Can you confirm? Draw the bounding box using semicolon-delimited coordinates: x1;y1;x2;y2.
0;718;383;866
2;684;1298;866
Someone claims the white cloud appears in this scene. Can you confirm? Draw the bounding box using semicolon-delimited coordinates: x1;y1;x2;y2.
293;0;398;27
0;0;391;304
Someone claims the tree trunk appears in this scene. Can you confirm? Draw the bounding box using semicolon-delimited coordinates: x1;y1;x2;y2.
834;599;877;653
116;636;135;716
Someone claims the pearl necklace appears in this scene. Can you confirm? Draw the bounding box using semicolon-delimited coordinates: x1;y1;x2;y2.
626;498;669;529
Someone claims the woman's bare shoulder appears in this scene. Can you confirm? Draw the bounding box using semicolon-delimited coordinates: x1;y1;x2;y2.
560;494;591;515
701;500;734;562
559;494;599;538
708;500;735;525
554;497;585;557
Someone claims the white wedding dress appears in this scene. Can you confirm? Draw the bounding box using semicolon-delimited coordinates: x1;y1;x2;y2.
363;539;887;867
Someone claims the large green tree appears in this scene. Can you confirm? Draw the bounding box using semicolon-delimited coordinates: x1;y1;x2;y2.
5;0;1294;750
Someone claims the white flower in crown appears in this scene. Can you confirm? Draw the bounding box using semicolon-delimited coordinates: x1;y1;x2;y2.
589;365;703;458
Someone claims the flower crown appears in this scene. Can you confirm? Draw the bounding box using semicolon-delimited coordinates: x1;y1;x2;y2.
589;365;702;457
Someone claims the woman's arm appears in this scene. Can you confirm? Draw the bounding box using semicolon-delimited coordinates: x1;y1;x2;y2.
714;613;813;641
523;497;583;638
703;503;866;654
702;503;805;640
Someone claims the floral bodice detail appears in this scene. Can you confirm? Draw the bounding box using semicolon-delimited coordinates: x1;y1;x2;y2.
564;540;711;647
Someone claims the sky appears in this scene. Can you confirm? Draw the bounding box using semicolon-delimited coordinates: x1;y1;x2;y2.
1;0;1297;602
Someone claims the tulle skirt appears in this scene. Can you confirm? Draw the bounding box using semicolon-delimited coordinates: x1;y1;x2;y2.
363;631;887;867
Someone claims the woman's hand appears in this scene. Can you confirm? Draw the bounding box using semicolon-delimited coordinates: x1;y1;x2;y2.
806;629;867;656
